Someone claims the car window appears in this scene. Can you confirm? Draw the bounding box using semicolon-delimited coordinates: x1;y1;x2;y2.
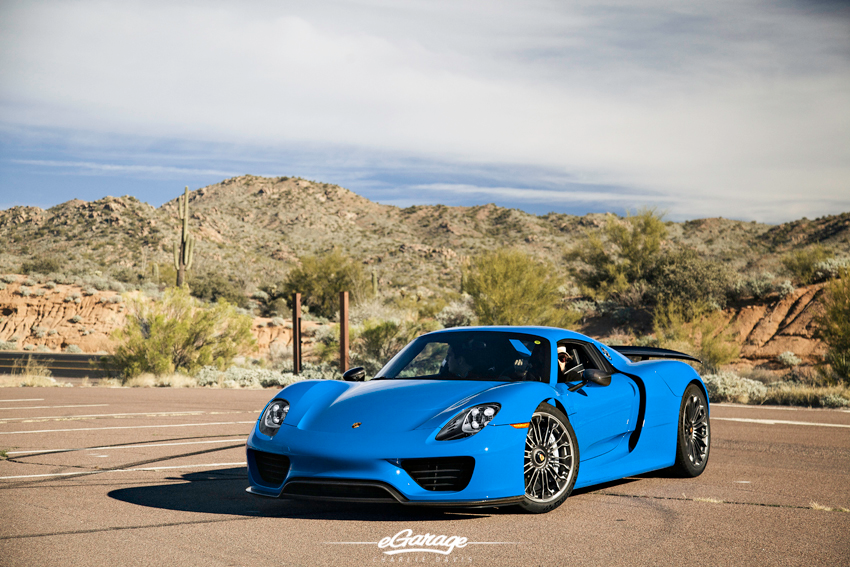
376;331;551;382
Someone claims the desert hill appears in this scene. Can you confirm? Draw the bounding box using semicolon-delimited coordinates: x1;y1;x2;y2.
2;175;849;301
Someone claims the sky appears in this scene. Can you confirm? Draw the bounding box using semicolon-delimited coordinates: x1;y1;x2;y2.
1;0;848;223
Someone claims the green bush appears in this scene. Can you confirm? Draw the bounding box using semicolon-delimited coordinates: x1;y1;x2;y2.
281;251;371;319
782;245;833;285
466;248;578;327
189;272;249;308
815;269;850;383
21;257;63;275
569;209;667;298
109;287;256;377
648;248;731;318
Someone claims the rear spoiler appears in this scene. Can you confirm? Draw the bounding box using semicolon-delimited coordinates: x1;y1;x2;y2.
611;346;701;364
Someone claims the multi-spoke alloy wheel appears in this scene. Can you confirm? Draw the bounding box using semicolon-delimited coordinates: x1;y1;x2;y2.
672;384;711;477
520;405;578;513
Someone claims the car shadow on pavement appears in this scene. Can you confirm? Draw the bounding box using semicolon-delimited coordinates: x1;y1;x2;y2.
107;467;492;521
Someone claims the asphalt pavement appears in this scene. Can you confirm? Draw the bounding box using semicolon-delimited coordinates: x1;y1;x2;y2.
0;387;848;566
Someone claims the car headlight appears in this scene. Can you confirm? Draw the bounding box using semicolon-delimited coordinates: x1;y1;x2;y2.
435;403;500;441
258;399;289;437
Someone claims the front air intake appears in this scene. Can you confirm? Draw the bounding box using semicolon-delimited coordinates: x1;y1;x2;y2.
400;457;475;491
250;450;290;486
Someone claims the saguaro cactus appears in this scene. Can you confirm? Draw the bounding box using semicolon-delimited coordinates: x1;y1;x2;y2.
173;186;195;287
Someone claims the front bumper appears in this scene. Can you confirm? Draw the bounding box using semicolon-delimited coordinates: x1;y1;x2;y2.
245;422;527;506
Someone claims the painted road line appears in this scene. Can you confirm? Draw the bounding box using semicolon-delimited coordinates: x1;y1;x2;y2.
0;421;256;435
7;438;247;455
713;417;850;429
0;462;247;480
713;403;850;413
0;404;109;411
0;411;207;422
0;399;44;403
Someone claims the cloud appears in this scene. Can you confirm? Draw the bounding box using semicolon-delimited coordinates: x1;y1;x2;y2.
10;159;236;179
0;0;848;221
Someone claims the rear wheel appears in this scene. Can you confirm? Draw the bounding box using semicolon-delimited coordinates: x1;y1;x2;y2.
672;384;710;477
518;404;579;513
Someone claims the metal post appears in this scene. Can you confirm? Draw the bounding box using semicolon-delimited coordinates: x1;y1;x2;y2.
293;293;302;375
340;291;349;373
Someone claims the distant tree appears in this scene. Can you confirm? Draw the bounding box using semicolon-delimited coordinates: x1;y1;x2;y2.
110;287;254;377
816;269;850;383
465;248;577;327
189;272;249;308
568;209;667;299
782;245;833;285
649;248;732;320
281;251;371;319
21;257;63;275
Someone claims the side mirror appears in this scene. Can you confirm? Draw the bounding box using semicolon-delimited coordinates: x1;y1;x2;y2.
567;369;612;392
583;368;611;387
342;367;366;382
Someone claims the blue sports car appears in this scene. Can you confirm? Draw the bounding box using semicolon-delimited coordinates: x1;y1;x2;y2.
246;326;710;513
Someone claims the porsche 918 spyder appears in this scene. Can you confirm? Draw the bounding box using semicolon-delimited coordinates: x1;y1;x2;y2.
246;326;710;513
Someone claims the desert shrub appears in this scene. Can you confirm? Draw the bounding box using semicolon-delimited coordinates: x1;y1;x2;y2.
647;248;731;317
189;272;248;307
760;382;850;407
812;257;850;283
777;351;802;368
21;257;63;275
8;335;20;343
64;293;80;303
777;280;795;297
45;281;56;289
110;287;255;377
568;209;667;298
70;315;82;324
0;283;6;291
83;288;97;296
782;245;833;285
269;317;285;327
0;342;15;351
436;295;476;328
351;318;439;374
815;268;850;383
65;345;83;353
1;275;18;283
749;272;776;299
702;371;767;403
653;302;738;372
197;362;340;388
251;290;269;302
114;267;139;284
107;295;123;304
281;251;371;319
33;289;45;297
47;329;57;336
23;345;34;351
466;248;578;327
35;345;51;352
22;278;36;286
19;286;30;297
820;394;850;408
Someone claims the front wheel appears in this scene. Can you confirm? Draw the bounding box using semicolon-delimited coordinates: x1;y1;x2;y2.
671;383;711;477
518;404;579;513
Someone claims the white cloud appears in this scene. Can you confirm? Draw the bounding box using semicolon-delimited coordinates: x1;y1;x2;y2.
0;0;848;221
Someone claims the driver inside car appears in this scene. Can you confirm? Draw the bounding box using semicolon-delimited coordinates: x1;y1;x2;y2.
558;345;583;382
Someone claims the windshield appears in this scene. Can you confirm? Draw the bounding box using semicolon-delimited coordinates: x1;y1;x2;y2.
374;331;551;382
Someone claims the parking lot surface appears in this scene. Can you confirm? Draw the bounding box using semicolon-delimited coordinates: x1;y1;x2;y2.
1;388;848;566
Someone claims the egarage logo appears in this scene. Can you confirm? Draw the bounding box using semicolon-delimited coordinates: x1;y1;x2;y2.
326;528;517;559
378;529;468;555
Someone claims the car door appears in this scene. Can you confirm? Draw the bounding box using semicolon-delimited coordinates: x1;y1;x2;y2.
555;341;639;462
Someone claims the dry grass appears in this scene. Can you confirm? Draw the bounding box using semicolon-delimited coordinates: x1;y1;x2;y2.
810;502;850;513
761;383;850;408
0;356;71;387
121;373;199;388
693;497;725;504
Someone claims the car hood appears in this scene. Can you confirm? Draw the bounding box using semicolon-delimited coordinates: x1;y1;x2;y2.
280;379;509;434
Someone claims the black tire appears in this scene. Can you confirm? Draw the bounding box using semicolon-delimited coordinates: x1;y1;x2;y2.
518;403;579;514
672;383;711;477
